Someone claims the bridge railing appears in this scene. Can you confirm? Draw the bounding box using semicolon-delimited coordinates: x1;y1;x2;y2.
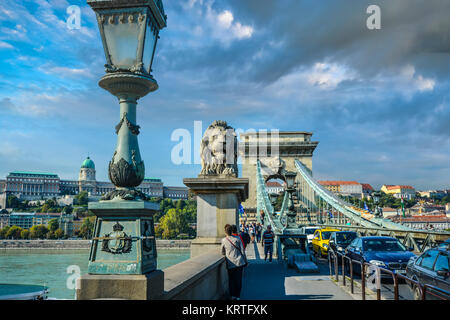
328;248;450;300
315;223;449;252
294;159;417;231
295;160;383;228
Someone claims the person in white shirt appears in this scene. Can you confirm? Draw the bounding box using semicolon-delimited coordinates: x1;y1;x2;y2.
221;224;247;300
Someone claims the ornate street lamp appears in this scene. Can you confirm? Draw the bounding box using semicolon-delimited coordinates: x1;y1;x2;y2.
372;191;383;217
79;0;167;285
87;0;167;200
269;193;278;206
283;171;298;229
284;171;296;191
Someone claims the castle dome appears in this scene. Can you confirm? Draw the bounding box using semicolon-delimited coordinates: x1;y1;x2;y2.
81;156;95;169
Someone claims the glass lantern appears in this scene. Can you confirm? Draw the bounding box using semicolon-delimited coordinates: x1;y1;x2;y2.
88;0;167;76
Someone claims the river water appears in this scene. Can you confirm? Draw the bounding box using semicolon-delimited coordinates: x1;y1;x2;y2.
0;249;190;299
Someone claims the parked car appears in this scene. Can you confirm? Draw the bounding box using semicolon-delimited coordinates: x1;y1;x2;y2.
300;226;319;245
329;231;358;254
311;228;340;257
438;239;450;249
406;246;450;300
345;236;416;278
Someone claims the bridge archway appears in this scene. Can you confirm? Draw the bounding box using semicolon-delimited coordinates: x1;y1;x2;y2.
240;131;318;213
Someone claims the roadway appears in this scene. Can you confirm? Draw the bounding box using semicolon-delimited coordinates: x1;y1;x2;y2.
240;241;353;300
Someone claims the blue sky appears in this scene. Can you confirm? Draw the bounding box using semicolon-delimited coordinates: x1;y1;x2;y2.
1;0;450;190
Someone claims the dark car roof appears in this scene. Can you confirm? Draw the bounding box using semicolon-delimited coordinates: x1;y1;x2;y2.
334;231;357;234
435;246;450;253
358;236;397;240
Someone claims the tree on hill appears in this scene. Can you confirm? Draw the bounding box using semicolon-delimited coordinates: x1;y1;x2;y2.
6;226;23;239
48;218;59;232
20;229;30;239
78;216;95;239
0;226;10;239
156;208;194;239
30;225;49;239
75;191;89;206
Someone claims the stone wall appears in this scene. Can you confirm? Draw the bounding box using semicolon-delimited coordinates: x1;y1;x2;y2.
0;239;191;249
163;251;229;300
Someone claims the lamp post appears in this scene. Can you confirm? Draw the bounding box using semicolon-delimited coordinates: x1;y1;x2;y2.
88;0;167;201
269;193;278;207
372;191;383;218
283;171;297;229
77;0;167;300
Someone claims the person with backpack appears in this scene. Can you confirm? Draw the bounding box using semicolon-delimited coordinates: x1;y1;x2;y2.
232;224;250;250
221;224;247;300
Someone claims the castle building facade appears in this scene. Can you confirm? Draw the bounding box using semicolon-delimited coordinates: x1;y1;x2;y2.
0;157;187;202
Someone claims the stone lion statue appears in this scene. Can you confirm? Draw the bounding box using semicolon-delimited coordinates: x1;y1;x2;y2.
200;120;238;177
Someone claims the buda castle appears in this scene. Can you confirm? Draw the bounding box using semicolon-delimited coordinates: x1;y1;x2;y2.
0;157;188;203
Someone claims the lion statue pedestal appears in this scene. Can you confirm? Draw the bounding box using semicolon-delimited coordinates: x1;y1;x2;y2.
184;177;249;257
184;120;249;257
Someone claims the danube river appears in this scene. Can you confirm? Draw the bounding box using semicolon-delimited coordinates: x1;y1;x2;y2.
0;249;190;299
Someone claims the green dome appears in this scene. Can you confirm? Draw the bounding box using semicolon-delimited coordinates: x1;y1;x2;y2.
81;157;95;169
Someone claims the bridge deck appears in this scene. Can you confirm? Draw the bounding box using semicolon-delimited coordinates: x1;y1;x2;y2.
240;242;353;300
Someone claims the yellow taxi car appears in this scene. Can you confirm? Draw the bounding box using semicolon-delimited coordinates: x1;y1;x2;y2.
311;228;340;257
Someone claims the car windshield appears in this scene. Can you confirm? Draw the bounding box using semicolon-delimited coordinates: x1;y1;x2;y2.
321;232;333;240
363;239;406;252
336;233;357;244
305;228;317;235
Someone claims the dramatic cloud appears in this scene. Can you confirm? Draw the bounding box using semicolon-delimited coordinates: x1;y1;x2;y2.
1;0;450;189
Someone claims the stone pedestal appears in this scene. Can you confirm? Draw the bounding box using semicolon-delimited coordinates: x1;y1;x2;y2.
76;271;164;300
76;200;163;300
183;177;249;257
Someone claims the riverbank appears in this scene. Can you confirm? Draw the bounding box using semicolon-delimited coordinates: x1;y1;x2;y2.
0;239;191;249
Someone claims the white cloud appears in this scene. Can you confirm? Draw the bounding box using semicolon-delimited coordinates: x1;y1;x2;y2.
399;65;435;92
307;62;355;90
217;10;234;29
182;2;253;45
40;65;95;79
213;10;253;41
0;41;14;49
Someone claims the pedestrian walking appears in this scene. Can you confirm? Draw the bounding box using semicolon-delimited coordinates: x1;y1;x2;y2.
250;224;256;243
262;225;275;262
260;209;265;225
256;223;262;243
221;224;248;300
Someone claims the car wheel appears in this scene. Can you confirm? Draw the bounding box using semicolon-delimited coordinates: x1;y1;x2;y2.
413;285;422;300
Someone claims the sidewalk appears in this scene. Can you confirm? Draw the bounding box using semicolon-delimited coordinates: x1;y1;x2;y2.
240;241;353;300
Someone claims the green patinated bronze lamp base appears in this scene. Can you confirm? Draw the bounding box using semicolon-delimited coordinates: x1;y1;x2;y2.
87;200;159;275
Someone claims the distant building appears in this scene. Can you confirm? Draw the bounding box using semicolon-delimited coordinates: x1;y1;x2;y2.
0;192;6;209
381;185;416;200
1;156;186;201
318;181;363;197
410;203;446;215
381;207;399;218
72;218;84;234
388;215;450;231
418;190;447;199
0;213;9;229
163;186;188;200
8;212;35;229
361;183;374;199
4;212;75;235
266;181;284;195
5;172;60;199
